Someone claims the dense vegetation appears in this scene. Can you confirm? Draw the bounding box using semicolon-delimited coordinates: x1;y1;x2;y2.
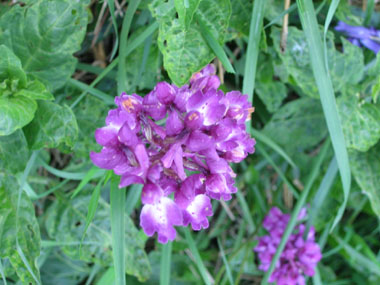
1;0;380;284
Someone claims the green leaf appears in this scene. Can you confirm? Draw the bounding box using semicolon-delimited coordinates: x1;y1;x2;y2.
0;130;29;173
338;93;380;152
263;98;328;153
0;45;34;136
150;0;231;85
24;101;78;150
72;96;108;158
40;249;90;285
0;95;36;137
271;27;364;98
350;143;380;218
45;189;151;282
229;0;252;35
0;175;41;284
255;57;287;112
15;80;54;101
123;30;161;93
0;0;89;91
174;0;201;29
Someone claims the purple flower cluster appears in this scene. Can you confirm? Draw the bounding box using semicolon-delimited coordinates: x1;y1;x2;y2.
90;65;255;243
335;21;380;53
254;207;322;285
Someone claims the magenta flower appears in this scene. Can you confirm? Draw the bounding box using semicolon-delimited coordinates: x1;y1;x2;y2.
254;207;322;285
90;65;255;243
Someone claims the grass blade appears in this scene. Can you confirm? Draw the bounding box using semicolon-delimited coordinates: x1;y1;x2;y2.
333;235;380;277
136;34;153;85
17;151;40;284
257;145;300;199
364;0;375;26
71;166;100;198
81;176;105;245
110;175;126;285
305;158;338;235
243;0;266;103
251;128;297;169
236;191;255;233
262;140;330;284
263;3;297;30
39;159;104;180
68;78;115;105
0;259;7;285
296;0;351;230
323;0;340;71
107;0;119;60
33;179;69;200
70;21;159;109
196;15;235;73
125;184;142;215
183;227;212;285
117;0;141;95
217;238;234;285
160;242;172;285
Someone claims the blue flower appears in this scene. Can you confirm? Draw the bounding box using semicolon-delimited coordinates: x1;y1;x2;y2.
335;21;380;53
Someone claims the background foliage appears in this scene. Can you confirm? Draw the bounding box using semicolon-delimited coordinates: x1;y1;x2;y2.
0;0;380;284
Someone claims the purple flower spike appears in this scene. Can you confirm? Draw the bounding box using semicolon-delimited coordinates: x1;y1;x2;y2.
254;207;322;285
335;21;380;54
90;64;255;243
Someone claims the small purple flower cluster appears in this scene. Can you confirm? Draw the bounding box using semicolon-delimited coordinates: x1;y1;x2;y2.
90;65;255;243
335;21;380;54
254;207;322;285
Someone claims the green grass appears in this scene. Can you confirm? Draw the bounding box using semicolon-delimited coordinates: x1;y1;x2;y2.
183;227;212;285
243;0;266;103
262;139;330;284
160;242;172;285
197;14;235;74
117;0;141;95
110;175;126;285
296;0;351;230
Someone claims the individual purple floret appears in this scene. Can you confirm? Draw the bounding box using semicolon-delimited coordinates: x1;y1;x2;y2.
90;64;255;243
254;207;322;285
335;21;380;53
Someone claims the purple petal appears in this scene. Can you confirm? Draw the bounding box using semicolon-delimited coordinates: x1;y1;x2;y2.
119;174;144;188
118;124;138;147
166;110;184;136
187;131;213;152
205;173;237;200
94;126;119;146
182;194;213;230
141;183;164;205
185;111;204;130
140;197;183;243
155;82;176;104
115;93;143;113
90;147;125;170
143;91;167;120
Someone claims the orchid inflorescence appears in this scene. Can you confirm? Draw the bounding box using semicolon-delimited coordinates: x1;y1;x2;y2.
255;207;322;285
90;65;255;243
